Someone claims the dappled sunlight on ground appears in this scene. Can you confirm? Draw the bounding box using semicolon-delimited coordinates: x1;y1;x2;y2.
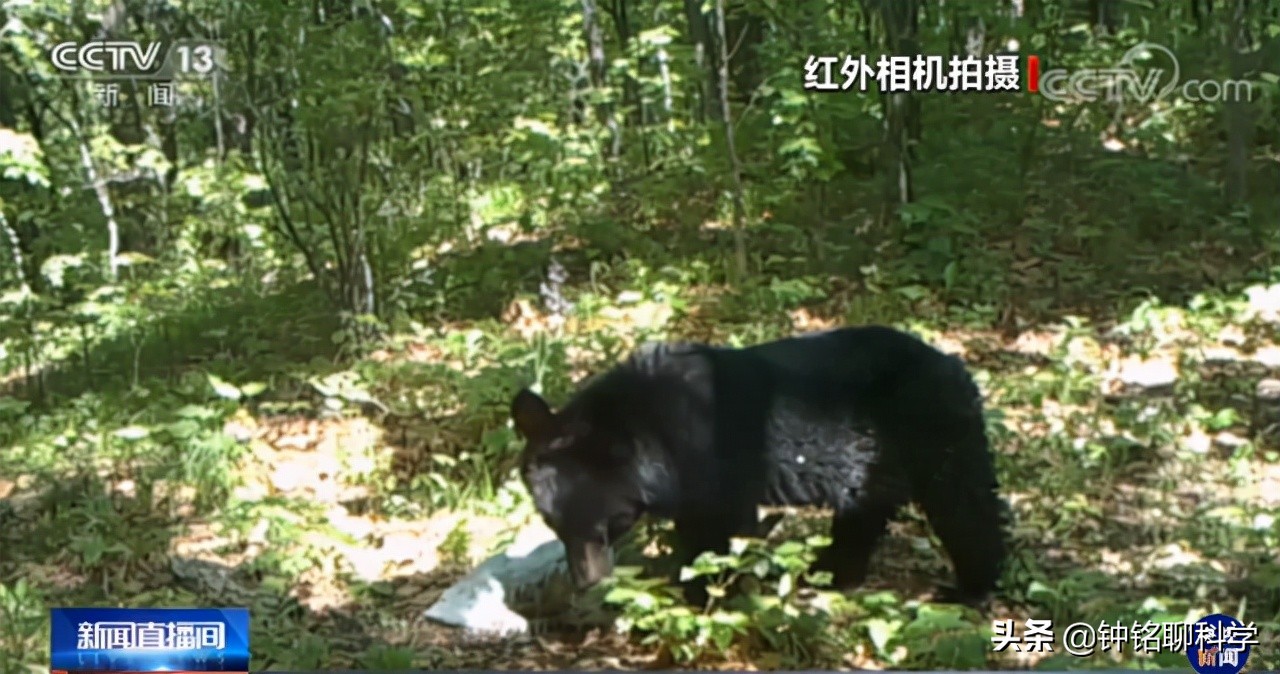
3;275;1280;669
224;285;1280;665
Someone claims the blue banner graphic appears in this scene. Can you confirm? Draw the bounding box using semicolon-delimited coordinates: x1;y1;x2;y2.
1186;612;1254;674
50;607;250;673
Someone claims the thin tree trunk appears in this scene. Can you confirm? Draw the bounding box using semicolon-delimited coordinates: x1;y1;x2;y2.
713;0;748;280
1090;0;1118;34
213;71;226;162
0;211;29;293
581;0;622;162
685;0;717;122
69;117;121;280
880;0;921;219
1224;0;1253;205
656;43;674;128
605;0;642;128
724;1;765;102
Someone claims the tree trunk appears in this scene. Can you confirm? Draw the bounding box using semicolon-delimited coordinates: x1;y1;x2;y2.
67;115;122;281
0;212;29;293
724;1;765;102
581;0;622;161
1223;0;1253;205
879;0;921;217
605;0;642;127
713;0;748;280
684;0;718;122
1089;0;1118;34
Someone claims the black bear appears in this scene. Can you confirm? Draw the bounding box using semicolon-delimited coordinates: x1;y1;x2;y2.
510;326;1006;604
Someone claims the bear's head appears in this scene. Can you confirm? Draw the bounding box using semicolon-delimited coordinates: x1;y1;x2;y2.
509;388;643;589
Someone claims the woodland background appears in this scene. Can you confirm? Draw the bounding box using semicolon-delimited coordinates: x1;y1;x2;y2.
1;0;1279;670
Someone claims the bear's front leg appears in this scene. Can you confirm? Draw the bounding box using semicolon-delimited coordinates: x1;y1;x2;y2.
670;514;736;607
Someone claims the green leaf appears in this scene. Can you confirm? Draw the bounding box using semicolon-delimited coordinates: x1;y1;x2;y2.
114;426;150;441
175;405;216;419
895;285;930;301
777;572;793;597
239;382;268;398
605;587;637;603
1026;579;1057;599
866;617;902;653
0;397;31;416
115;252;156;266
164;420;201;439
943;260;958;289
207;374;242;400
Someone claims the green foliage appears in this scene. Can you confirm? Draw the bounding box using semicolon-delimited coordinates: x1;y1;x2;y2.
604;535;845;666
0;579;47;671
852;593;992;670
603;536;997;669
438;518;474;567
359;645;418;670
0;0;1278;669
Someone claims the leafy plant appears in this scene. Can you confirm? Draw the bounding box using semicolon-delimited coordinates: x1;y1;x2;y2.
604;535;845;666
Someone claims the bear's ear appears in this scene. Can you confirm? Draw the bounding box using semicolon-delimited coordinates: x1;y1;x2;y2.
511;388;558;443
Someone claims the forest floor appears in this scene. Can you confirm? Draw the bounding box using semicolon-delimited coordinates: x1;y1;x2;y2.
3;253;1280;671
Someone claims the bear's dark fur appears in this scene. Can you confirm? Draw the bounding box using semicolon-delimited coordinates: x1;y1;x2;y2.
510;326;1007;604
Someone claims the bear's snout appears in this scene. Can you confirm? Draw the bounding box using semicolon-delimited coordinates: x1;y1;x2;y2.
567;539;612;589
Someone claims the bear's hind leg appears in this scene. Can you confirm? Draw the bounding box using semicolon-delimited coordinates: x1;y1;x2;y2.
811;499;901;590
917;480;1007;604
